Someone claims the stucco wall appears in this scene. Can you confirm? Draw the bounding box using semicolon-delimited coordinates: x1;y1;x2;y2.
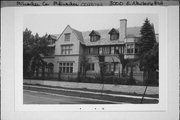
55;26;80;55
54;25;81;73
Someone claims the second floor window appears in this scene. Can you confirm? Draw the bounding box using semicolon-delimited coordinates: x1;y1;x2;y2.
127;44;134;54
103;47;110;54
61;45;73;55
64;33;70;41
99;47;103;55
110;46;115;54
88;47;94;54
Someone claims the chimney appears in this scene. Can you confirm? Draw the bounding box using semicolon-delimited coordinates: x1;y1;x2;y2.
119;19;127;42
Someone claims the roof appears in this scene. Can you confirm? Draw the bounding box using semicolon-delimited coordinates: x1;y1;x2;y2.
108;28;119;34
89;30;101;36
51;26;142;46
71;28;84;44
126;27;141;38
82;27;141;46
48;34;60;40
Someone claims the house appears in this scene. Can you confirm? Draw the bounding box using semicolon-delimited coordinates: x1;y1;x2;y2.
41;19;158;82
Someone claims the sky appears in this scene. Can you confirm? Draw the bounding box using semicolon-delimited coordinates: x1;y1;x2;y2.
23;14;158;36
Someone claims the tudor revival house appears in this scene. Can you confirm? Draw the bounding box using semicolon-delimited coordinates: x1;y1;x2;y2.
42;19;157;82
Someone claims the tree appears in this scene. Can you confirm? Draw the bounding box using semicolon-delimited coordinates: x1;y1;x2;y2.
138;18;156;55
138;19;158;103
23;28;35;77
97;54;106;96
138;18;157;84
23;28;49;78
81;55;90;79
115;52;129;77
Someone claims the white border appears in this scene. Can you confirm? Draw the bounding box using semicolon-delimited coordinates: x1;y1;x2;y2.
13;6;167;111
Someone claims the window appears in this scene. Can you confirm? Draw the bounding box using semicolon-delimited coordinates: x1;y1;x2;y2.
127;44;134;54
64;33;70;41
110;46;114;54
89;30;101;42
106;63;118;72
88;63;95;71
59;62;73;73
90;35;100;42
99;47;103;55
120;46;124;54
88;47;94;54
114;46;119;54
110;63;114;72
91;36;96;41
114;63;119;72
103;47;110;54
61;45;73;55
135;47;138;53
110;34;119;40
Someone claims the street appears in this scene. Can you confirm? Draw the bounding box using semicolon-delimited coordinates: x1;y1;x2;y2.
24;90;117;104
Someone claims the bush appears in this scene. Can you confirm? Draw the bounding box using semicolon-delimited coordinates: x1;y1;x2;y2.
126;77;136;85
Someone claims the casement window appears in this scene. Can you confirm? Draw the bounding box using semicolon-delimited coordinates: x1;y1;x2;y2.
88;47;99;55
106;63;118;72
91;36;97;42
103;47;110;54
114;46;119;54
114;63;119;72
64;33;70;41
89;30;101;42
110;33;119;40
109;28;119;40
61;45;73;55
121;46;124;54
59;62;73;73
114;46;124;54
90;35;100;42
88;47;94;54
106;63;112;72
88;63;95;71
99;47;103;55
127;44;134;54
110;46;115;54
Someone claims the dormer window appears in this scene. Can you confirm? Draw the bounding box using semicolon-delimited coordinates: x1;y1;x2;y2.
89;30;100;42
109;28;119;40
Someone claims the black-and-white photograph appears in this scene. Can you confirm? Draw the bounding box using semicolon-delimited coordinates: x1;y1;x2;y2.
23;13;159;104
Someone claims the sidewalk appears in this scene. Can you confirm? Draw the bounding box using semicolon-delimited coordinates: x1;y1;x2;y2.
24;79;159;95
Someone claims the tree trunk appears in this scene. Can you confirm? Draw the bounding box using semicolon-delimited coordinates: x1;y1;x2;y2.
41;66;45;79
36;68;39;78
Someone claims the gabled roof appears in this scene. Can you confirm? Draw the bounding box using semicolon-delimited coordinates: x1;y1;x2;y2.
108;28;119;34
82;27;141;46
71;28;84;44
89;30;101;36
48;34;60;40
52;26;142;46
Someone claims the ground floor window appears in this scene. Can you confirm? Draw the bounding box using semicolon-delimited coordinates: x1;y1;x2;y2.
59;62;73;73
88;63;95;71
106;62;119;73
